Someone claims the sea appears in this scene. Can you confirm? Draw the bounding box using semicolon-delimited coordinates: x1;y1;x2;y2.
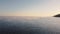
0;16;60;34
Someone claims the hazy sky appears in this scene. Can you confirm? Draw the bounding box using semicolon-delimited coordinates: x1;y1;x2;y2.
0;0;60;17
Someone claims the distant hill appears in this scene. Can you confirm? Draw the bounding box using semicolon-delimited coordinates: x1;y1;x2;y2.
53;14;60;17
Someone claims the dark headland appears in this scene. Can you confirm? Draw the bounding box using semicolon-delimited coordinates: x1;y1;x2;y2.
53;14;60;17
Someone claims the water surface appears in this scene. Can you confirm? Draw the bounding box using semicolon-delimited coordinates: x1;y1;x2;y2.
0;16;60;34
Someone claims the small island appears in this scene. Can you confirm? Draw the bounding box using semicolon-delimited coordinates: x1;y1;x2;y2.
53;14;60;17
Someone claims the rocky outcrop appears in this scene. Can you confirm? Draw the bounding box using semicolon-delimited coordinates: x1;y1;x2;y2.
53;14;60;17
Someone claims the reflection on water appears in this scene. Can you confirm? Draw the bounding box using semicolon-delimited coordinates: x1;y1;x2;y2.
0;16;60;34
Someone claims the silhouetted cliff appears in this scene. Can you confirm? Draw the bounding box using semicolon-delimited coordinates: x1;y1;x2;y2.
53;14;60;17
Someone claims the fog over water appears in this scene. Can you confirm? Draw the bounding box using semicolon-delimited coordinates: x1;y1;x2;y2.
0;16;60;34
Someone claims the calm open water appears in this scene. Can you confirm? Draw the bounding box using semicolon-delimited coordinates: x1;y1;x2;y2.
0;16;60;34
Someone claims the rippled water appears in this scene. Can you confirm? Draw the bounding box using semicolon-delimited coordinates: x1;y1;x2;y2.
0;16;60;34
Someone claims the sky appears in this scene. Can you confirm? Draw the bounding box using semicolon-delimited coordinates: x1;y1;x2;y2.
0;0;60;17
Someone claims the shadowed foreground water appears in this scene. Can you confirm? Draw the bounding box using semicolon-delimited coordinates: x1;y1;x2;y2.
0;16;60;34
